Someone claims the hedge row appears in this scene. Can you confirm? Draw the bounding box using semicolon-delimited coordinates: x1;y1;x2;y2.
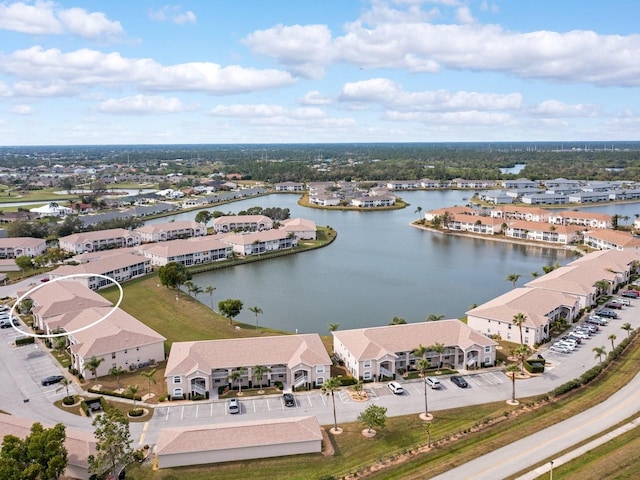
15;336;35;346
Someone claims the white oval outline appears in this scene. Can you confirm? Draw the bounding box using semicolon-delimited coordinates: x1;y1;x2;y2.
10;273;123;339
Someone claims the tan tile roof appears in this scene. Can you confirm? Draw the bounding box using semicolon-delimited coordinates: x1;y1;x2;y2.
156;416;321;456
220;229;292;246
59;228;138;244
332;320;497;361
142;236;229;257
165;334;331;377
506;219;584;234
212;215;272;226
467;288;579;328
25;281;112;318
570;249;640;271
135;220;204;235
50;252;149;277
0;237;46;248
583;229;640;248
281;218;316;230
0;414;96;470
556;210;611;221
451;214;504;226
61;306;165;358
426;206;475;216
525;263;619;295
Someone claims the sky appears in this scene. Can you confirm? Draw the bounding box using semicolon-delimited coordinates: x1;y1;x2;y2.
1;0;640;146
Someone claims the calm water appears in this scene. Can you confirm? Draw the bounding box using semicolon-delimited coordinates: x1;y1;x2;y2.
149;191;576;334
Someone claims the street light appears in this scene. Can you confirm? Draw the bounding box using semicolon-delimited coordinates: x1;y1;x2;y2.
550;460;554;480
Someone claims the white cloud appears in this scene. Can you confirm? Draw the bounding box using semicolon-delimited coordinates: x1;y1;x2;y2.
531;100;600;117
299;90;334;105
0;46;296;95
10;104;34;115
148;5;197;25
455;6;476;24
0;1;123;40
386;109;513;125
57;7;124;40
244;5;640;86
339;78;523;112
241;24;334;79
98;95;199;114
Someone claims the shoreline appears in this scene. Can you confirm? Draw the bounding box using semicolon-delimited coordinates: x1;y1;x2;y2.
409;222;584;254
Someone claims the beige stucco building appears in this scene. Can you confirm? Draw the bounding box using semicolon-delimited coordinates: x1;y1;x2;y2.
332;320;498;381
164;334;331;399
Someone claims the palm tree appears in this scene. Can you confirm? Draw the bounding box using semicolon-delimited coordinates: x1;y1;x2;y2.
621;322;632;338
109;366;125;390
593;346;607;363
252;365;270;392
389;316;406;325
531;271;540;278
412;343;429;361
515;344;531;374
141;368;157;397
85;356;104;384
58;378;72;399
249;306;263;330
328;323;340;333
321;377;342;433
512;312;527;346
608;334;617;350
506;363;520;403
228;368;246;394
183;280;195;298
191;285;203;302
414;206;423;219
506;273;521;288
431;343;445;372
205;285;216;313
126;384;139;410
416;358;431;418
594;280;610;299
426;314;444;321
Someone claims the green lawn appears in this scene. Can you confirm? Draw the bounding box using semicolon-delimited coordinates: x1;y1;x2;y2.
99;274;289;353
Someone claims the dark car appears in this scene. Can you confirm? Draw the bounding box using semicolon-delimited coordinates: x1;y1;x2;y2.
605;302;623;310
283;393;295;407
621;290;639;298
450;375;468;388
41;375;65;386
597;309;618;319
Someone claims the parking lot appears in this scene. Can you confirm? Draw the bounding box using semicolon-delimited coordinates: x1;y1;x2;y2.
0;325;81;402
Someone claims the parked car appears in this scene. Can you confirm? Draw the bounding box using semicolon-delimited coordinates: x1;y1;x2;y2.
0;319;14;329
550;344;571;354
611;298;631;306
227;398;240;414
566;333;583;343
605;302;623;310
450;375;468;388
41;375;65;386
283;393;295;407
387;381;405;395
621;290;639;298
425;377;442;389
597;309;618;319
586;316;607;326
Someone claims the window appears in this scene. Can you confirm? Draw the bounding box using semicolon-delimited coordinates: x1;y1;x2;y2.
111;352;116;359
484;346;491;353
363;372;372;380
173;376;181;384
173;388;183;398
316;377;325;386
363;360;371;368
316;366;324;374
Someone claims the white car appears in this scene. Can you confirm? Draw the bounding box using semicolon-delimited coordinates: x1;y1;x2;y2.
611;298;631;306
571;330;589;339
387;381;405;395
556;340;576;350
550;344;571;354
425;377;442;389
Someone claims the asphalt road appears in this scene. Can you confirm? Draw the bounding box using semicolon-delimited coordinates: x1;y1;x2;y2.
429;370;640;480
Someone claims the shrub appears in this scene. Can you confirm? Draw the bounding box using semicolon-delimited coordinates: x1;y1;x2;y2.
132;449;145;462
129;408;144;417
158;396;165;402
580;365;603;384
339;377;358;386
274;381;284;390
62;396;76;406
15;336;35;346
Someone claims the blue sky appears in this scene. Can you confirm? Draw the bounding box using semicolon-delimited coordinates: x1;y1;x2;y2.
0;0;639;145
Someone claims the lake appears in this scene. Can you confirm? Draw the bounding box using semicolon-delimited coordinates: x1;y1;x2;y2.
148;191;575;334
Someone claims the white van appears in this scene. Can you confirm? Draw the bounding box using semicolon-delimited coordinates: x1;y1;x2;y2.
425;377;442;389
387;381;404;395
